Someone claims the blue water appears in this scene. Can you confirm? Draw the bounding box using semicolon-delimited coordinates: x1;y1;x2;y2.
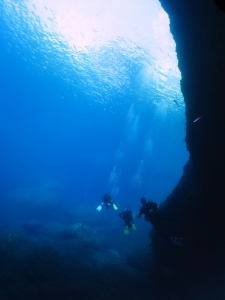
0;0;188;249
0;1;190;298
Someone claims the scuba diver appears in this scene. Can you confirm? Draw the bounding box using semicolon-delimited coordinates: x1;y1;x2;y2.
119;208;136;235
137;197;185;247
96;193;118;212
136;197;159;219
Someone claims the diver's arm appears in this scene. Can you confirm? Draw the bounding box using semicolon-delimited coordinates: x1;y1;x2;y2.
136;207;144;218
119;212;124;219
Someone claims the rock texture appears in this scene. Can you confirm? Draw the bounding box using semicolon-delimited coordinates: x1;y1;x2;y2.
152;0;225;275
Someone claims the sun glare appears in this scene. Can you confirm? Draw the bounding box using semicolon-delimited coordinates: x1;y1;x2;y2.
23;0;174;53
3;0;183;107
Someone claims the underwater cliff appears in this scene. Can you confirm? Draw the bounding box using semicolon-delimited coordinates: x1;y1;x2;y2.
149;0;225;298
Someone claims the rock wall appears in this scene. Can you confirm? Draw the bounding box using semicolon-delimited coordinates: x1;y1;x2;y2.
152;0;225;275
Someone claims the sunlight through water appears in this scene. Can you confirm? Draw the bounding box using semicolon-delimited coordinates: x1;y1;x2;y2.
1;0;184;109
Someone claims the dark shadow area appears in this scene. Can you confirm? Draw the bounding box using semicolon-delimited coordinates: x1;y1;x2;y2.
0;228;153;300
142;0;225;298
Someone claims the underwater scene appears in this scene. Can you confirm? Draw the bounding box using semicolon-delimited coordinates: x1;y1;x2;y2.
0;0;188;299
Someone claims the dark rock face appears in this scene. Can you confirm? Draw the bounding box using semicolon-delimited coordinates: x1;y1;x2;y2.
152;0;225;275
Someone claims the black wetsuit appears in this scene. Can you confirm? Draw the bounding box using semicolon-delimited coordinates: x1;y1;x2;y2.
137;201;159;222
136;201;169;238
101;193;114;209
137;201;185;245
119;209;133;227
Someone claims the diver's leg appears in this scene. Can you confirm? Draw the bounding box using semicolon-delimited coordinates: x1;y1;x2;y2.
124;225;129;234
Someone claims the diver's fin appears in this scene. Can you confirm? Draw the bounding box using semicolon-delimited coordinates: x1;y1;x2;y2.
96;205;103;212
132;223;137;230
124;226;129;235
113;204;118;210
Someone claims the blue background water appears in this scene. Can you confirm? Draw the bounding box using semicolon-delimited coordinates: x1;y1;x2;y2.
0;0;188;247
